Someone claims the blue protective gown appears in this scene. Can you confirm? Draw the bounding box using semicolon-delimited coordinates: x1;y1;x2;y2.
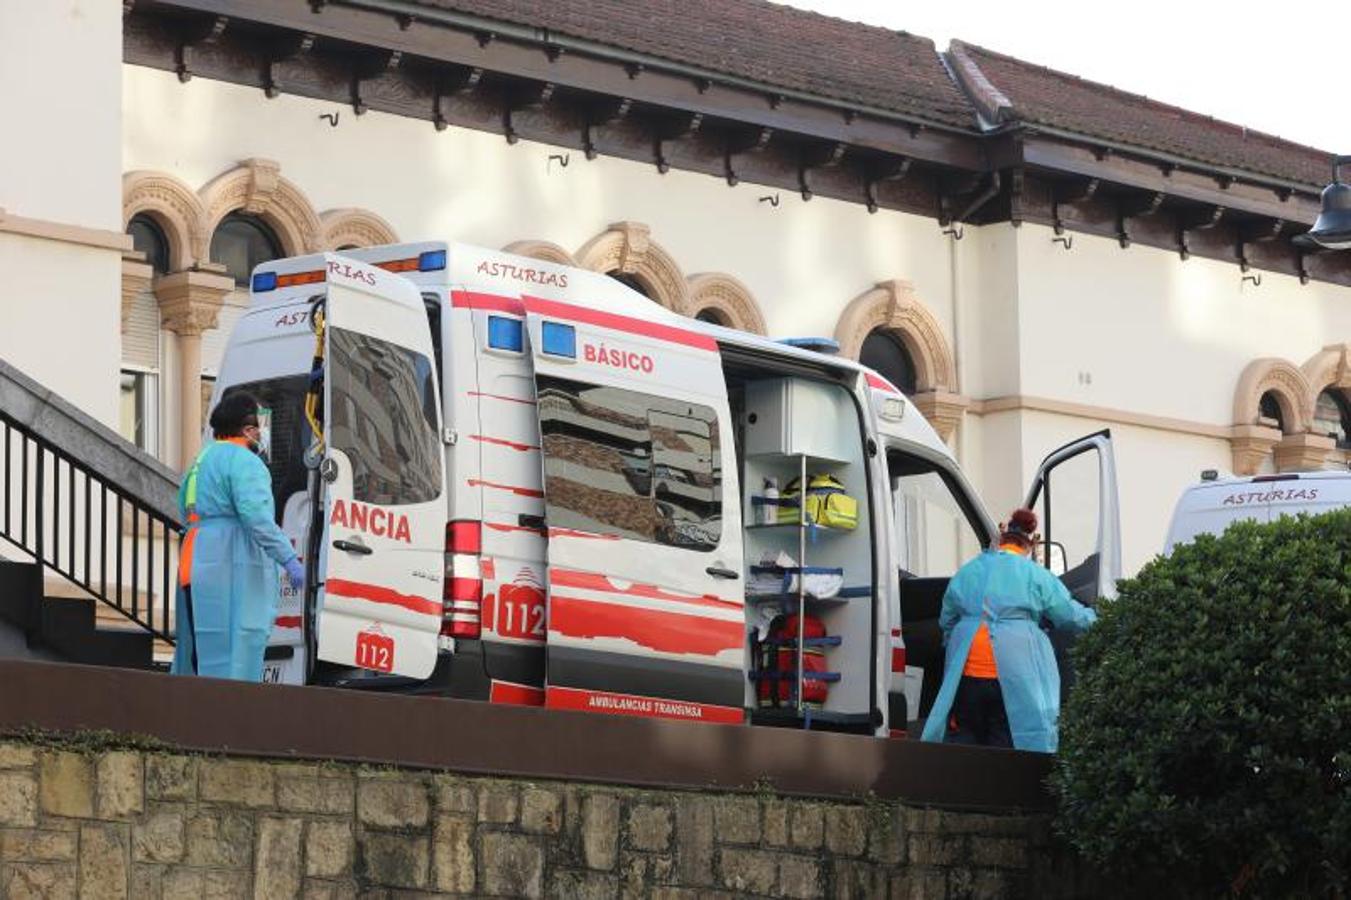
171;441;298;681
921;548;1097;752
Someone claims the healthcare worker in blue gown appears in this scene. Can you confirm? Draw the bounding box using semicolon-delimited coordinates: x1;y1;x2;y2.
171;393;305;681
921;508;1097;753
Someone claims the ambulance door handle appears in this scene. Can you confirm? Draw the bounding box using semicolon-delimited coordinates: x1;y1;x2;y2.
333;538;373;556
706;565;739;580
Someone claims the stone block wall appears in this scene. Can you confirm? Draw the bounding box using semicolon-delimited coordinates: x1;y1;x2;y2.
0;739;1094;899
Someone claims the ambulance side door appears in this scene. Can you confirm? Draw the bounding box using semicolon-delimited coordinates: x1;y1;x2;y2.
315;256;448;680
524;296;746;724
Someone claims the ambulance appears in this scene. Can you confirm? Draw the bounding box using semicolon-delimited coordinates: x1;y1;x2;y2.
210;243;1121;736
1164;469;1351;554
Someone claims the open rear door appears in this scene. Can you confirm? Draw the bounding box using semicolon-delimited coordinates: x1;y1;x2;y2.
1022;429;1122;603
1023;429;1121;701
314;255;448;680
523;295;745;724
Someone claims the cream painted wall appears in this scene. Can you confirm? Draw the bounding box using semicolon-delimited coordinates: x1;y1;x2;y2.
0;234;121;425
121;66;960;348
1014;224;1351;425
0;1;121;229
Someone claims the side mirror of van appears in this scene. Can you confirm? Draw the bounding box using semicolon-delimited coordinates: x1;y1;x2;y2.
1035;541;1068;577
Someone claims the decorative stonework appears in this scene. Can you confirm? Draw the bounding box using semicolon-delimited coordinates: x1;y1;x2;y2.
120;253;154;327
154;270;234;336
121;171;207;273
1232;357;1311;433
575;222;688;312
1301;343;1351;418
685;272;766;335
1274;432;1336;473
835;280;959;393
197;158;323;261
912;390;971;444
1229;424;1282;476
502;240;577;266
321;208;399;250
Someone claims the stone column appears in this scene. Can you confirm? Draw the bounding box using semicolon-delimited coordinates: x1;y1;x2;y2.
1228;424;1282;476
120;251;153;327
1274;432;1336;473
154;269;234;468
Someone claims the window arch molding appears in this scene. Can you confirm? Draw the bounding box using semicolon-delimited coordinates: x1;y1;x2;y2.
685;272;766;335
1232;358;1310;433
1301;343;1351;423
198;158;322;262
321;208;399;251
575;221;689;313
502;240;577;266
835;280;957;392
121;170;206;273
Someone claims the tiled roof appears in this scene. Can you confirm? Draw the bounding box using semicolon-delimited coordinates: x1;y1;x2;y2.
408;0;979;129
949;41;1334;188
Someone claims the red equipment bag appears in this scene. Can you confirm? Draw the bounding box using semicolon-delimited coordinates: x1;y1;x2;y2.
756;613;831;709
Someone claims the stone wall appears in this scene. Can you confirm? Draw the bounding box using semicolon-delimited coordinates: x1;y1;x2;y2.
0;738;1093;899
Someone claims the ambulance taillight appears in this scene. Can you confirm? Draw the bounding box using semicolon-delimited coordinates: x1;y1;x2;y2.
443;520;482;641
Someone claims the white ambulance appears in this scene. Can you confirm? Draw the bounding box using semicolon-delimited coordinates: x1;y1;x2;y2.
210;243;1121;736
1164;470;1351;554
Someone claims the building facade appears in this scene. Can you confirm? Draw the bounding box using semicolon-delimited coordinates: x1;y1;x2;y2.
3;0;1349;576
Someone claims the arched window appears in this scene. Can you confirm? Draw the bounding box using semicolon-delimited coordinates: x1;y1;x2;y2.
210;213;282;286
128;214;171;275
860;329;918;396
1258;390;1286;432
1312;389;1351;448
695;308;729;326
608;271;652;299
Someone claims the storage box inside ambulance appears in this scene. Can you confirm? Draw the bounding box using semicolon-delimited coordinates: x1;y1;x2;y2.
524;297;747;724
308;255;448;681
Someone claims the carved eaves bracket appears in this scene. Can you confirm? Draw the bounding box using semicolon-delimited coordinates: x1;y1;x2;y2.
581;96;632;160
724;126;774;187
174;14;228;83
1117;191;1164;248
653;112;703;175
1051;177;1099;234
1177;204;1225;260
798;141;847;201
349;49;401;116
1236;218;1285;272
433;64;483;131
864;156;911;214
502;81;556;145
263;32;315;99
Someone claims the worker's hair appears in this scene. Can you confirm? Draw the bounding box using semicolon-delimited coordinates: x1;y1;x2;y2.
209;392;261;439
1000;507;1038;548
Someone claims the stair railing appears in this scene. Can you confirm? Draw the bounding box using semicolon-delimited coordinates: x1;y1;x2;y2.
0;411;180;645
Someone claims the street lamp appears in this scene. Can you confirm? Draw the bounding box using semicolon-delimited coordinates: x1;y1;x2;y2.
1294;155;1351;250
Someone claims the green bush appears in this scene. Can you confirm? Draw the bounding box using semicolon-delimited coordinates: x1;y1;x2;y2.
1053;508;1351;898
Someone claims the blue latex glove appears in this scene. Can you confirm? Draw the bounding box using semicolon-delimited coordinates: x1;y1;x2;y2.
284;557;305;591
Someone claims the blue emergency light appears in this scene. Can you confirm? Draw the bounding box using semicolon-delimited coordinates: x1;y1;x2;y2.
541;321;576;358
487;316;524;352
251;271;278;293
778;336;840;355
418;250;447;271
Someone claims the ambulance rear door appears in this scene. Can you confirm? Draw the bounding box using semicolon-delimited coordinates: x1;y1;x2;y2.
314;255;448;680
524;296;746;724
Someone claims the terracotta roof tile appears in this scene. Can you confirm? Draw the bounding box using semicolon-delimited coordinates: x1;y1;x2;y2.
408;0;978;128
950;41;1333;188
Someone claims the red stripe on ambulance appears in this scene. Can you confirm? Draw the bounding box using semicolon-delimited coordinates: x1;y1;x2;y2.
451;291;526;315
866;372;902;394
549;594;741;656
325;578;441;617
546;686;742;724
471;434;539;452
522;295;718;352
468;479;545;498
490;681;546;706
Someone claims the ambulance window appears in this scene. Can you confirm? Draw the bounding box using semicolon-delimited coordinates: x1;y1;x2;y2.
328;328;441;506
421;294;444;380
537;377;721;550
887;451;982;577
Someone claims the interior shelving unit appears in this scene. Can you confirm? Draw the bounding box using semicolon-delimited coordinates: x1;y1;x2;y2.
740;378;874;732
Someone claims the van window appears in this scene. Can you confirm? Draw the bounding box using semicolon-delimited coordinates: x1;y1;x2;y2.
537;376;721;550
887;451;982;577
329;328;441;506
218;375;310;521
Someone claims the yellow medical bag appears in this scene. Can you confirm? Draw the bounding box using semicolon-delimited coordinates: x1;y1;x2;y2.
776;473;858;530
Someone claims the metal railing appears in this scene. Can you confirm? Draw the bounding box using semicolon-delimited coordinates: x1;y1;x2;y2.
1;411;180;645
